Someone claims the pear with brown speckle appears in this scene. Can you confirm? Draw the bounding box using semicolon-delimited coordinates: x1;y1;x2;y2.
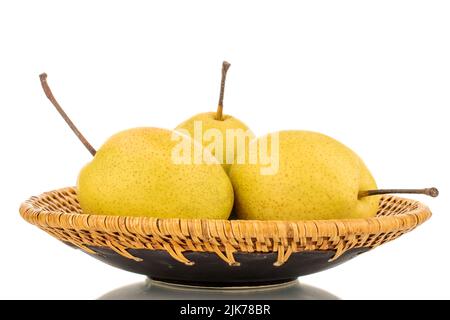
78;128;234;219
229;130;379;220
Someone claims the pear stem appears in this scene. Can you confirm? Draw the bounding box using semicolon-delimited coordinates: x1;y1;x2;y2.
358;187;439;199
39;73;97;156
215;61;231;121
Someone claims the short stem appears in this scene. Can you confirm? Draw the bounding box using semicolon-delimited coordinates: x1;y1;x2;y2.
39;73;97;156
215;61;231;121
358;187;439;199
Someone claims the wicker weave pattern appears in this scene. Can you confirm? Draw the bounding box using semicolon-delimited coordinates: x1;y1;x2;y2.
20;187;431;266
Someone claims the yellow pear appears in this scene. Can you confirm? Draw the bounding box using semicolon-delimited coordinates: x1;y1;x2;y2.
77;127;234;219
175;61;254;172
229;130;380;220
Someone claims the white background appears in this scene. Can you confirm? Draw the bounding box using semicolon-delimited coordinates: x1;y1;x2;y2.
1;0;449;299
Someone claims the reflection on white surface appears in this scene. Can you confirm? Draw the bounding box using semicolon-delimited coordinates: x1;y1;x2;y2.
99;279;339;300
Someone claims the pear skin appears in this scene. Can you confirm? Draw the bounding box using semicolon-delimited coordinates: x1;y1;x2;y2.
78;127;234;219
229;130;379;220
175;112;254;173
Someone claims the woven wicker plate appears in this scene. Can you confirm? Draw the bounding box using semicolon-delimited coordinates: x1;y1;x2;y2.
20;187;431;286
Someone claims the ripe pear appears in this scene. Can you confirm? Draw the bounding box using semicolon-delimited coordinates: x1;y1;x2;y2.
229;130;380;220
77;127;234;219
175;61;254;172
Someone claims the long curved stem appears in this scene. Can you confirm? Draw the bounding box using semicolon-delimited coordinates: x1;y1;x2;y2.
358;187;439;199
39;73;97;156
215;61;231;121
